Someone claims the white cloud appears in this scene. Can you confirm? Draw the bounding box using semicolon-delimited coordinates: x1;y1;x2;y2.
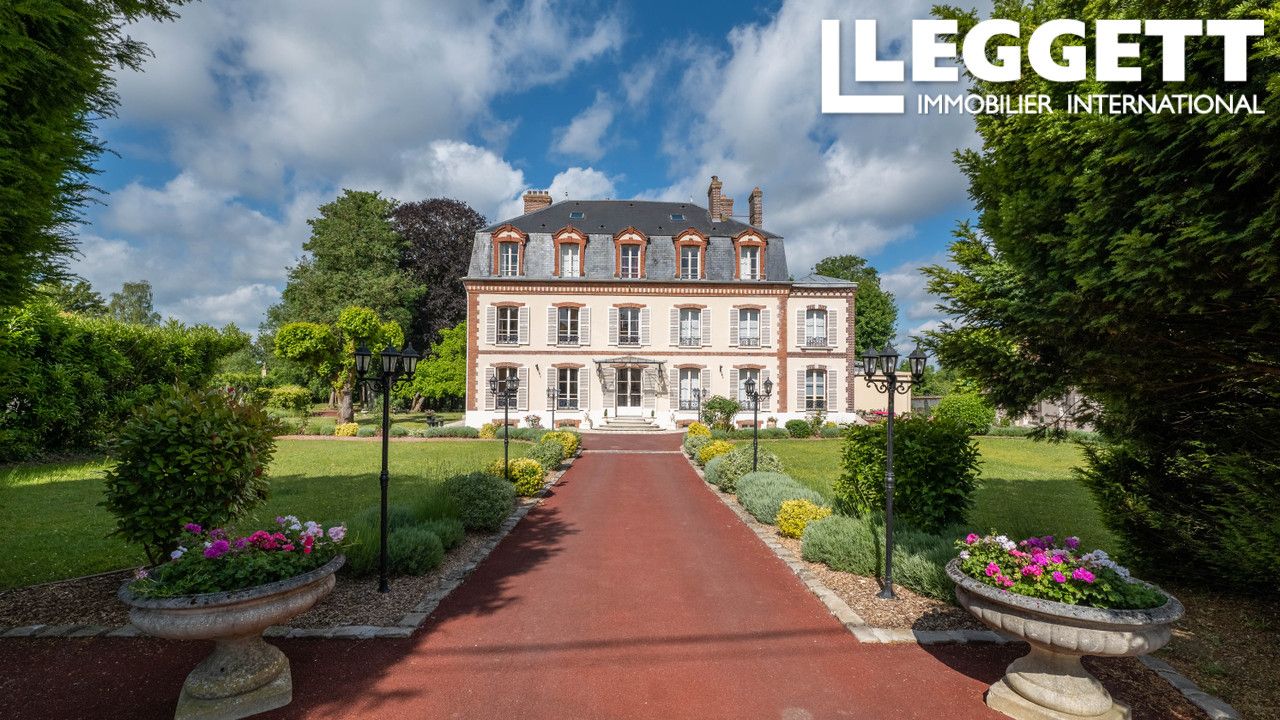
494;166;617;221
881;254;950;346
176;284;283;327
384;140;527;222
552;92;615;161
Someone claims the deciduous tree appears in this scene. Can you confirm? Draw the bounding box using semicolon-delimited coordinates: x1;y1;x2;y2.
108;280;161;325
394;198;485;348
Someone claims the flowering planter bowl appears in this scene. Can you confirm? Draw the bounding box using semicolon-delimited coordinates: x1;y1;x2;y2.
945;560;1183;720
119;555;344;720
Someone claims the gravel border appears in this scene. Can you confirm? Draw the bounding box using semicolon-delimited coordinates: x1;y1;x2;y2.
1;454;576;642
681;450;1240;720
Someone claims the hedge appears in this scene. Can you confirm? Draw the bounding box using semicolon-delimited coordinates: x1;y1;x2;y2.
736;472;826;525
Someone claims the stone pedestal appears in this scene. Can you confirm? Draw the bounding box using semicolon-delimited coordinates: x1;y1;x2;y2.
986;647;1130;720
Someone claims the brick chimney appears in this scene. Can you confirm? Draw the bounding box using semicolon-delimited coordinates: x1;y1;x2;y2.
522;190;552;215
749;186;763;227
707;176;735;221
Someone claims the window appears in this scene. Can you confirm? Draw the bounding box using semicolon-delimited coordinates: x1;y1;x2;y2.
495;366;517;408
679;308;701;347
737;368;760;404
619;245;641;279
805;369;827;410
805;308;828;347
556;368;579;409
559;243;581;277
737;308;760;347
618;307;640;345
498;243;520;276
670;213;685;221
569;211;585;219
739;245;761;280
678;368;702;411
557;307;579;345
496;306;519;344
679;245;701;279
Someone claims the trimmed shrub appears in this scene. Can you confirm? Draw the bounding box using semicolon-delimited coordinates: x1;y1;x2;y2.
527;439;566;472
800;514;960;602
422;517;466;551
820;423;846;439
687;422;711;438
683;433;710;458
713;446;784;493
777;499;831;539
418;425;480;438
409;485;459;523
353;503;418;532
479;422;498;439
334;422;359;437
506;427;547;442
785;419;813;438
389;424;410;437
488;457;546;496
932;391;996;435
267;385;313;415
356;426;377;437
736;472;826;524
443;472;515;532
387;525;444;575
801;514;880;577
102;385;279;564
541;430;580;457
834;417;979;532
701;395;741;429
704;455;727;487
697;439;735;466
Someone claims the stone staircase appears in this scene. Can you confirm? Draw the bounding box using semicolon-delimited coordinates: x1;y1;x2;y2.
600;415;663;432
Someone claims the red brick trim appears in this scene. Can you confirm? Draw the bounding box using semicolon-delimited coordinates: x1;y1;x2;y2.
674;363;707;369
552;301;586;308
674;303;707;309
732;303;766;310
490;224;528;276
552;226;587;277
612;302;645;309
777;295;788;412
464;280;790;295
551;362;585;369
732;231;766;280
613;228;648;279
492;361;521;369
672;229;708;279
493;301;525;307
733;363;765;370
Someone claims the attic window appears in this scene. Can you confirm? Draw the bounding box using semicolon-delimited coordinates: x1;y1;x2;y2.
569;211;585;220
669;213;685;221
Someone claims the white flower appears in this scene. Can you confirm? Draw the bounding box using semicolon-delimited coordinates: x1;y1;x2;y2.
994;535;1016;551
959;551;970;560
170;546;187;560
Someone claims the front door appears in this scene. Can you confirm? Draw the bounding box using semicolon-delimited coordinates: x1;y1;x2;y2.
616;368;642;415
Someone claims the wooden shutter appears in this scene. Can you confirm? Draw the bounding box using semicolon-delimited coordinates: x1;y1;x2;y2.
796;308;806;346
517;307;530;345
827;308;837;347
517;367;529;411
826;369;837;411
796;369;806;411
729;368;740;404
669;368;680;407
729;309;739;346
602;368;615;409
485;367;496;410
486;305;497;345
761;309;772;347
579;307;592;345
700;310;710;347
579;368;590;409
642;368;656;409
640;307;651;346
546;306;557;345
547;369;557;410
669;307;679;346
761;369;772;410
700;369;710;402
608;307;619;345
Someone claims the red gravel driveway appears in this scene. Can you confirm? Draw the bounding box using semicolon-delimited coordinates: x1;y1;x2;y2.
1;433;1019;719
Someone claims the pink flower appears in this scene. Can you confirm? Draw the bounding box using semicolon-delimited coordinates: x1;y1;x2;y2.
1072;568;1095;584
327;526;346;543
1009;549;1028;559
1000;576;1015;588
183;523;202;534
1052;554;1066;564
1051;571;1067;583
1021;564;1043;577
985;563;1000;577
1033;553;1049;566
965;533;979;545
1065;536;1080;550
203;539;231;559
282;543;295;552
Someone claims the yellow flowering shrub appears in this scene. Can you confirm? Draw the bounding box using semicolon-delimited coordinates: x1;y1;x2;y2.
479;422;498;439
541;430;580;457
487;457;546;496
777;499;832;539
686;422;711;438
697;439;735;466
334;422;359;437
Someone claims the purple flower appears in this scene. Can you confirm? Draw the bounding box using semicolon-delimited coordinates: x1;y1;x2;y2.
276;516;286;524
1033;553;1049;566
1051;571;1067;583
1072;568;1095;584
183;523;202;534
1065;536;1080;550
327;526;346;542
203;539;231;559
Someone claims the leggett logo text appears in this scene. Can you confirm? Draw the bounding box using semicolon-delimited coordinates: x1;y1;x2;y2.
820;18;1266;116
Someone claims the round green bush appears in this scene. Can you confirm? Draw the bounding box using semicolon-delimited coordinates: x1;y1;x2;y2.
527;439;565;471
102;385;280;563
356;426;377;437
736;471;826;524
387;526;444;575
683;433;710;458
785;419;813;438
354;504;418;532
443;471;516;532
704;455;727;487
713;446;784;493
267;384;312;415
389;424;410;437
422;517;466;551
931;391;996;434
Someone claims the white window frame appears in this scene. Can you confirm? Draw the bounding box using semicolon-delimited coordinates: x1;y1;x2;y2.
679;308;701;347
618;307;641;345
557;307;579;345
739;246;760;280
560;243;580;276
805;309;828;347
678;368;701;411
495;366;517;408
496;306;519;344
556;368;579;409
805;369;827;410
619;245;641;279
679;245;701;279
498;243;520;276
738;308;760;347
737;368;760;404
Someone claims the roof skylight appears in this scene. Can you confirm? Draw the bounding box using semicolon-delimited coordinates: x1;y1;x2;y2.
569;211;585;219
669;213;685;221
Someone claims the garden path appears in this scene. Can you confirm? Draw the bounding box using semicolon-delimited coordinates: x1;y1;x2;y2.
1;433;1024;719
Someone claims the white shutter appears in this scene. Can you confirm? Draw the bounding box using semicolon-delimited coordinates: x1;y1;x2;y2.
517;367;529;411
547;369;557;410
826;369;837;411
608;307;619;346
640;307;651;346
603;368;615;409
729;368;740;404
669;368;680;407
669;307;679;346
518;307;530;345
700;369;711;404
486;367;497;411
579;368;590;409
547;306;558;345
700;310;710;347
827;308;838;347
796;308;806;346
761;309;772;347
642;368;656;409
761;369;772;410
796;369;806;411
579;307;592;345
486;306;497;345
729;309;739;346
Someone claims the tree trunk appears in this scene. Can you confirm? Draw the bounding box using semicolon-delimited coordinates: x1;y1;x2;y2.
338;383;355;424
411;395;427;412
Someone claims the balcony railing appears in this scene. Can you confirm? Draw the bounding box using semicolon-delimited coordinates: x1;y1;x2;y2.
805;336;829;347
738;335;761;347
496;332;518;345
556;397;579;410
679;335;701;347
678;399;701;411
805;398;826;410
618;333;640;345
557;334;579;345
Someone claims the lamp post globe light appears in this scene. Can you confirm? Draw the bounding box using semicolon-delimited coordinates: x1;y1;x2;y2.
861;342;927;600
488;373;520;480
743;376;773;471
354;341;420;593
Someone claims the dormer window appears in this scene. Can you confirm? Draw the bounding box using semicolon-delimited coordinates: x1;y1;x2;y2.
739;246;760;280
553;226;587;277
560;244;580;276
620;245;641;278
670;213;685;221
489;224;527;277
613;227;648;279
498;243;520;276
680;245;701;279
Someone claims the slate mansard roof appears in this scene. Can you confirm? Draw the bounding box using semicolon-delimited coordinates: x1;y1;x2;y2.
467;200;789;283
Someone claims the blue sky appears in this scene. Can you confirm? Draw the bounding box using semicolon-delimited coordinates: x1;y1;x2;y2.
75;0;984;339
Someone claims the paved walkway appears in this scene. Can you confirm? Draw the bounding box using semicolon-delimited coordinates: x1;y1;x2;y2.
1;433;1021;719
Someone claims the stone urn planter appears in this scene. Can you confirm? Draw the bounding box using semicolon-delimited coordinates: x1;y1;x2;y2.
119;555;344;720
946;560;1183;720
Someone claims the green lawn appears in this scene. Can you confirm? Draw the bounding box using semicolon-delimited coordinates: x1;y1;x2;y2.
0;439;520;590
274;410;466;435
742;436;1115;553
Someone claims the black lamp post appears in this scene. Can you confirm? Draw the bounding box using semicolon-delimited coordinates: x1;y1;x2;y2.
354;341;420;593
743;376;774;471
860;342;927;600
488;374;520;480
547;386;559;430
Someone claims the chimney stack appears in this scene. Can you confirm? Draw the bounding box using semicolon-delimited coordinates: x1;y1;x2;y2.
749;186;763;227
707;175;735;222
522;190;552;215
